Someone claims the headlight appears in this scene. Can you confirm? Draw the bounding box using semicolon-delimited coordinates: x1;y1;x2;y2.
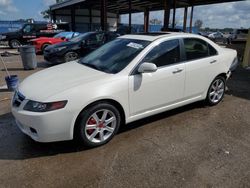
24;100;68;112
54;46;67;52
0;35;6;40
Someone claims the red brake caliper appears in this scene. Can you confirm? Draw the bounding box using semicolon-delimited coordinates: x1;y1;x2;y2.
87;117;96;135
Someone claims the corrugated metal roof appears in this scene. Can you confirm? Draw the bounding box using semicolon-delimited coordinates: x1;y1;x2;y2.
50;0;244;13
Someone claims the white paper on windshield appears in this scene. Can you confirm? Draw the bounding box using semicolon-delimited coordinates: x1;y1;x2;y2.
127;42;143;49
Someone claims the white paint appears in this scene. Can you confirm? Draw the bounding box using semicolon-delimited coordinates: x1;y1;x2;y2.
12;33;237;143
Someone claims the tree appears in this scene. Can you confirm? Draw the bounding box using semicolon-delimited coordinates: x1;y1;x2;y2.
41;9;51;20
194;19;203;29
149;18;162;25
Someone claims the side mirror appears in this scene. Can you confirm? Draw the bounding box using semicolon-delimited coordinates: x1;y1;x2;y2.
138;62;157;73
61;37;66;40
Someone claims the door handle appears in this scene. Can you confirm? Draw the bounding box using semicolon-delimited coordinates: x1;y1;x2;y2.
172;68;183;74
210;60;217;64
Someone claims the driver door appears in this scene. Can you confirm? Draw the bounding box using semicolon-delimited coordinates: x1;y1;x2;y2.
22;24;36;41
128;39;185;116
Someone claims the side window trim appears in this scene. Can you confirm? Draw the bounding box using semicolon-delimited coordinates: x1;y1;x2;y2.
208;43;218;56
179;38;186;62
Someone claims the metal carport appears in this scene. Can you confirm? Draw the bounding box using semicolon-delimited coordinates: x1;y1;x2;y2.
50;0;244;33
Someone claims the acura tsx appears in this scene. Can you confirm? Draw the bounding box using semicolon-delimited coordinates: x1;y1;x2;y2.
12;32;238;147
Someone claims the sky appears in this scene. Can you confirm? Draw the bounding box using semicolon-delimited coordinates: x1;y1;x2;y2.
0;0;249;29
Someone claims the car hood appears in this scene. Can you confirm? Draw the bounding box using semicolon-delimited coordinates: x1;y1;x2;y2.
47;41;77;50
19;61;109;101
1;30;20;36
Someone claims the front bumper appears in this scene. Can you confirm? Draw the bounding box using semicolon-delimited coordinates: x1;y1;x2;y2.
0;35;7;41
12;100;74;142
44;51;65;64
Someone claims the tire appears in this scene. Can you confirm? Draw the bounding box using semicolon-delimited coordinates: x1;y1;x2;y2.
206;76;226;106
75;102;121;147
64;51;79;62
41;43;50;53
9;39;21;49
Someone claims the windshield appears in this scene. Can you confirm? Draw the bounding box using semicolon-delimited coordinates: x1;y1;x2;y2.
69;33;91;42
78;38;150;74
54;32;72;39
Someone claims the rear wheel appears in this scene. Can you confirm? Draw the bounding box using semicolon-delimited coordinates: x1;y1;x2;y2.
75;103;121;147
64;51;79;62
206;76;226;106
9;39;21;49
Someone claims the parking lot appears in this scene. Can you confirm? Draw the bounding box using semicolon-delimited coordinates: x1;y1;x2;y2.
0;47;250;187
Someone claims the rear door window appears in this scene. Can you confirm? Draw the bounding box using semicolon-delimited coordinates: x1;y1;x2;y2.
183;38;209;61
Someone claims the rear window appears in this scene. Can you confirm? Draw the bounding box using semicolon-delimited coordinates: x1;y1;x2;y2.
184;38;209;61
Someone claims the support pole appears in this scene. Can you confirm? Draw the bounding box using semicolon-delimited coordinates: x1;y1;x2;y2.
71;7;76;31
172;0;176;29
128;0;132;33
243;29;250;67
89;8;92;31
163;0;170;31
189;6;194;33
52;10;56;23
101;0;107;31
116;13;120;29
183;7;188;32
144;9;149;32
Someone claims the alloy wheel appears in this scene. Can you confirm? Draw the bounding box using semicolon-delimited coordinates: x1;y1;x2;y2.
65;52;78;62
10;40;21;48
209;78;225;104
85;109;117;143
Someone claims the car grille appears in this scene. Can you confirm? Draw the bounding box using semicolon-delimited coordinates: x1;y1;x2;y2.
13;91;25;107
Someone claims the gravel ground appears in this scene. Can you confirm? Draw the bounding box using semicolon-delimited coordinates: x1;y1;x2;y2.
0;48;250;188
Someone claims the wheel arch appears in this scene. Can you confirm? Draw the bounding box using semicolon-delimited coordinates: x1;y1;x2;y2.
216;72;227;80
41;42;51;50
204;72;227;99
73;98;126;139
205;73;227;106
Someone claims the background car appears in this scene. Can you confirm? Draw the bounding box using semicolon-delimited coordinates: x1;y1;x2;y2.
12;33;237;147
208;32;226;43
0;22;70;48
44;31;118;64
30;32;80;54
198;32;210;37
231;29;249;41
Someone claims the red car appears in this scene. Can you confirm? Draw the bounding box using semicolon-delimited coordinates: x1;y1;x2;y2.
30;32;80;53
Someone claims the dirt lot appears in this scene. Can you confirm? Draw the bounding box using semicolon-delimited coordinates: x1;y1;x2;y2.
0;48;250;188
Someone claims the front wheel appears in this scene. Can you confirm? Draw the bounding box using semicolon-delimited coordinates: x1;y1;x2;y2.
64;51;79;62
75;103;121;147
206;76;226;106
9;39;21;49
41;43;50;53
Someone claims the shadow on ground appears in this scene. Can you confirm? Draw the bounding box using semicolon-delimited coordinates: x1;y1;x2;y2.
0;67;249;160
0;102;205;160
226;67;250;100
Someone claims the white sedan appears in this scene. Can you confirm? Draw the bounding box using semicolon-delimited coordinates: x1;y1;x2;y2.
12;33;238;147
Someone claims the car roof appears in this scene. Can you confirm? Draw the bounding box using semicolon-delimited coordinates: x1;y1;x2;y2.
119;32;200;41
